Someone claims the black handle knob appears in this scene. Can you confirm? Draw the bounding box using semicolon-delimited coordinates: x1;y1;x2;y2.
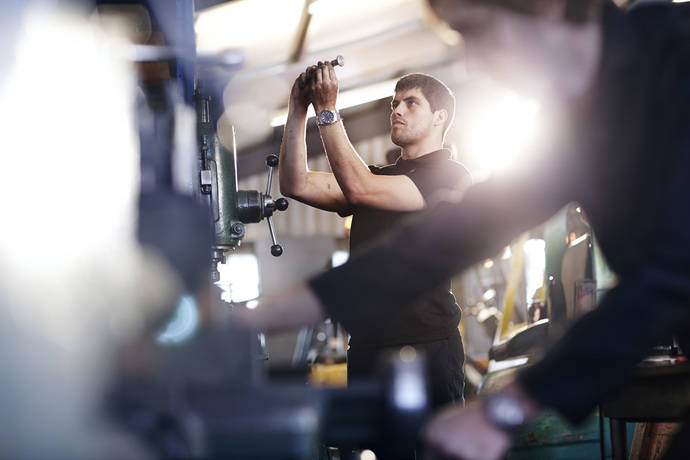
271;244;283;257
276;198;289;211
266;154;279;167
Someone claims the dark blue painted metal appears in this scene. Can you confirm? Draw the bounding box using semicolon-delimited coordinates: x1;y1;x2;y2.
175;0;196;105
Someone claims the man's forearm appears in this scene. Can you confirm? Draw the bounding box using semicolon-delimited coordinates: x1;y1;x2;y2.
316;121;373;202
310;64;374;203
279;108;309;196
233;283;326;332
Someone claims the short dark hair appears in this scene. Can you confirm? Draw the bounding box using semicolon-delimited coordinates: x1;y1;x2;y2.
395;73;456;140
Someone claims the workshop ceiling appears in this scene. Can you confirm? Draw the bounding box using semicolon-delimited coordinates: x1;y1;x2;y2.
194;0;464;152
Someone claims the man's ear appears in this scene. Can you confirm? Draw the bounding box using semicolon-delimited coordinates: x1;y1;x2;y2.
433;109;448;127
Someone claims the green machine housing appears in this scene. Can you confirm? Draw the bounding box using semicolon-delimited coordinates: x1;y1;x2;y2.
195;92;288;280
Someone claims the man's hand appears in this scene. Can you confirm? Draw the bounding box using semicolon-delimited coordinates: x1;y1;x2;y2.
289;69;314;115
231;283;326;332
423;382;540;460
310;61;338;113
423;400;512;460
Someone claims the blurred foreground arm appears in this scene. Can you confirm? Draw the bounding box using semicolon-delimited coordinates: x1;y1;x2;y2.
309;164;573;336
233;283;326;332
238;163;570;334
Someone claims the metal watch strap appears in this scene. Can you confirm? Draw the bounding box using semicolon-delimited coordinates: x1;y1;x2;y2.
316;109;340;126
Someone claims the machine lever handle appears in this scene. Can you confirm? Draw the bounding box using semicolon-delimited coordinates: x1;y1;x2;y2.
267;216;283;257
264;154;287;256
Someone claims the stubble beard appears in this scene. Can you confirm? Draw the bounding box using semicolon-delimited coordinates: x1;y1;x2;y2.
391;126;415;147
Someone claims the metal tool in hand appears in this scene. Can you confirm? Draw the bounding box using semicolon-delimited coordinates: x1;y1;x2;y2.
304;55;344;82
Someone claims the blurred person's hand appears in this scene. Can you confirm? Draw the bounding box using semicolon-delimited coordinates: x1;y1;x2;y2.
423;382;540;460
423;400;511;460
232;283;326;331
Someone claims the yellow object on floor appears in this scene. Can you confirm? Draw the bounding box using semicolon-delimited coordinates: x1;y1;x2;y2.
309;362;348;388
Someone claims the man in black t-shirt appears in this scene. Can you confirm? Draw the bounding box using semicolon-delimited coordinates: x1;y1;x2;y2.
278;69;471;408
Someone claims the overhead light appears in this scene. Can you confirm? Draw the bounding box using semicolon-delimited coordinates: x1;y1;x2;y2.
270;78;398;127
195;0;303;55
482;289;496;301
460;89;540;180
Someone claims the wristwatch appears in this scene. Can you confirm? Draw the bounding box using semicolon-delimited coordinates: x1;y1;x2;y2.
316;109;341;126
484;394;527;432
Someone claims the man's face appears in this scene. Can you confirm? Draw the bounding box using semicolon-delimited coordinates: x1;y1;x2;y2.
390;87;437;147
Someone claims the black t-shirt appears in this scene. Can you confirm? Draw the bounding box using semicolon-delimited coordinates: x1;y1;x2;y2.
348;148;471;347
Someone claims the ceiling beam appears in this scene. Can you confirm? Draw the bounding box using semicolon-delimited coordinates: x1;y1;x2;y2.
288;0;314;63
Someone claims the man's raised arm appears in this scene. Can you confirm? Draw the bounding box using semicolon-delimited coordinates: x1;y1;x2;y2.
309;62;426;212
278;71;351;214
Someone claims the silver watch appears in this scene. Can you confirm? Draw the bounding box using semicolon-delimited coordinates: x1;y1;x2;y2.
484;394;527;432
316;109;341;126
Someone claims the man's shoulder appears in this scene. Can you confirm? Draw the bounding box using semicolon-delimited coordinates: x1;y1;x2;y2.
368;155;471;182
444;158;471;177
422;157;472;181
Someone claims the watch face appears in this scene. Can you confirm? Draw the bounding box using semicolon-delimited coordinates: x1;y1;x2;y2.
318;110;336;125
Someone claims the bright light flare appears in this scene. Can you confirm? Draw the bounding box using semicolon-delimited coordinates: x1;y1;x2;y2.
393;368;427;411
0;8;178;458
462;91;540;180
217;254;260;303
331;250;350;268
0;8;146;347
360;450;377;460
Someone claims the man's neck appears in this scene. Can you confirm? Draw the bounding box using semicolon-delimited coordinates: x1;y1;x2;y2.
401;140;444;160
